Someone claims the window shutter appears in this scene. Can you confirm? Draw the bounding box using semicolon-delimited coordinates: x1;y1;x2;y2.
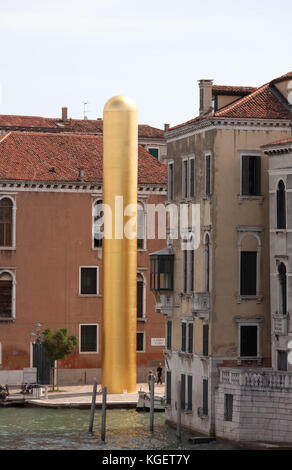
240;252;257;295
241;156;249;195
190;159;195;197
203;324;209;356
187;375;192;411
188;323;193;353
137;332;144;351
137;281;143;318
181;323;186;352
277;182;286;229
181;374;186;410
206;155;211;195
254;156;261;195
203;379;208;415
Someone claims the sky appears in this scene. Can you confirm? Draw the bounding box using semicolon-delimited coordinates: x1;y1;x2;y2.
0;0;291;129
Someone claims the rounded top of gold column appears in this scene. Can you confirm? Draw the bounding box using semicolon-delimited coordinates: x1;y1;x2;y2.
104;95;137;112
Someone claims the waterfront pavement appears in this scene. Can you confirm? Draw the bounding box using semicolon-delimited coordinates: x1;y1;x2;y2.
7;383;165;408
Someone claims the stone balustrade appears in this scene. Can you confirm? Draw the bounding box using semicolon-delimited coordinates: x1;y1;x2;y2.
220;367;292;389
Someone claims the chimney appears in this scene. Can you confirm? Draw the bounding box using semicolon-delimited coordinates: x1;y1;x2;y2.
198;80;213;116
62;107;68;121
164;123;170;132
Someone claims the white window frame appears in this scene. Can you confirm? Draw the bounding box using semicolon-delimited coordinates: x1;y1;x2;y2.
137;271;146;319
0;269;16;320
236;318;263;364
137;331;145;352
137;201;147;250
0;195;16;250
79;266;99;296
92;198;103;250
147;146;160;159
79;323;99;354
237;231;262;302
239;150;261;198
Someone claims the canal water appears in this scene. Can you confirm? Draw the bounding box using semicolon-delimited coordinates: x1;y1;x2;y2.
0;408;241;450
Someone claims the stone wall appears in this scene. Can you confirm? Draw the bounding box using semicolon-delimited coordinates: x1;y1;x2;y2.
215;370;292;443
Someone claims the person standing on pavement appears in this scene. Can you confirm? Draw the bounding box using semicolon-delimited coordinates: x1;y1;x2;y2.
156;363;163;385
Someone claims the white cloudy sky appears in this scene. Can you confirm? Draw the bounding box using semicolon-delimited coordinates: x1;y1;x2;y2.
0;0;291;128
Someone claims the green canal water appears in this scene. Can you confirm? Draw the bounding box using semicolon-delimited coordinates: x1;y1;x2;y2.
0;408;241;450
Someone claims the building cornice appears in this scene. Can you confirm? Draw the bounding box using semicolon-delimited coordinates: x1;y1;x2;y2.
165;118;292;142
0;179;166;195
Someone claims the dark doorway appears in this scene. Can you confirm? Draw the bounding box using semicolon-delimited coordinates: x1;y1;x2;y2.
33;343;54;385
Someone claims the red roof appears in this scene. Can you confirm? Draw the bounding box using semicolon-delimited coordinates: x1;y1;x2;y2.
0;132;166;185
168;71;292;131
212;85;257;96
261;137;292;149
0;115;164;139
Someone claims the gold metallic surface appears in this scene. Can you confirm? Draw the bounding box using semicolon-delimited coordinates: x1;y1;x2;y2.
102;95;137;394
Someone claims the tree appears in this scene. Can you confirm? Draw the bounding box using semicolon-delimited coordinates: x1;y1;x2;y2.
42;328;78;390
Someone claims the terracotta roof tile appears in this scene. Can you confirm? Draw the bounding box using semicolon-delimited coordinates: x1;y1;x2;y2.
261;137;292;149
212;85;257;96
0;132;166;185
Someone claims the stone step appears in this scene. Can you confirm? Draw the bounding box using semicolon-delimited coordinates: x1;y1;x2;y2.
189;436;216;444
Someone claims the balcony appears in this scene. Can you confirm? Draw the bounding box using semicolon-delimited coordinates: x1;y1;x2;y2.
192;292;210;320
220;367;292;390
155;293;173;315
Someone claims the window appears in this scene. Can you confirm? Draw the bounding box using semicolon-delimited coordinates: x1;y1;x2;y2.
137;203;145;249
80;267;98;295
190;249;194;292
278;263;287;315
203;324;209;356
166;371;171;404
189;158;195;198
205;154;211;196
0;198;13;247
181;322;187;352
187;375;192;411
240;325;258;357
137;273;144;319
182;247;188;293
137;332;144;352
80;324;98;353
204;234;210;292
168;162;174;201
93;200;103;248
278;350;288;371
240;252;257;295
167;321;172;350
277;180;286;229
148;148;159;159
188;323;194;354
0;272;13;319
224;394;233;421
241;155;261;196
203;379;208;416
182;159;188;199
181;374;186;410
150;252;174;291
0;342;2;365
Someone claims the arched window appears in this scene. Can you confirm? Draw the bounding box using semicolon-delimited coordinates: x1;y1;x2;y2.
204;234;210;292
93;200;103;248
0;272;13;319
137;202;145;249
278;263;287;315
137;273;144;318
0;198;13;247
277;180;286;229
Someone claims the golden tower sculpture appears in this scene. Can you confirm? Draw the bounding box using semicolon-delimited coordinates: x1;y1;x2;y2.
102;95;137;394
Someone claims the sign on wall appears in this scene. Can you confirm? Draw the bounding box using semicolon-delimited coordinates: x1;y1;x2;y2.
151;338;165;347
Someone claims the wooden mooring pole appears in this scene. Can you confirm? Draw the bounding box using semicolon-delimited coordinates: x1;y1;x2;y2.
101;386;107;441
150;374;154;432
89;378;97;433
